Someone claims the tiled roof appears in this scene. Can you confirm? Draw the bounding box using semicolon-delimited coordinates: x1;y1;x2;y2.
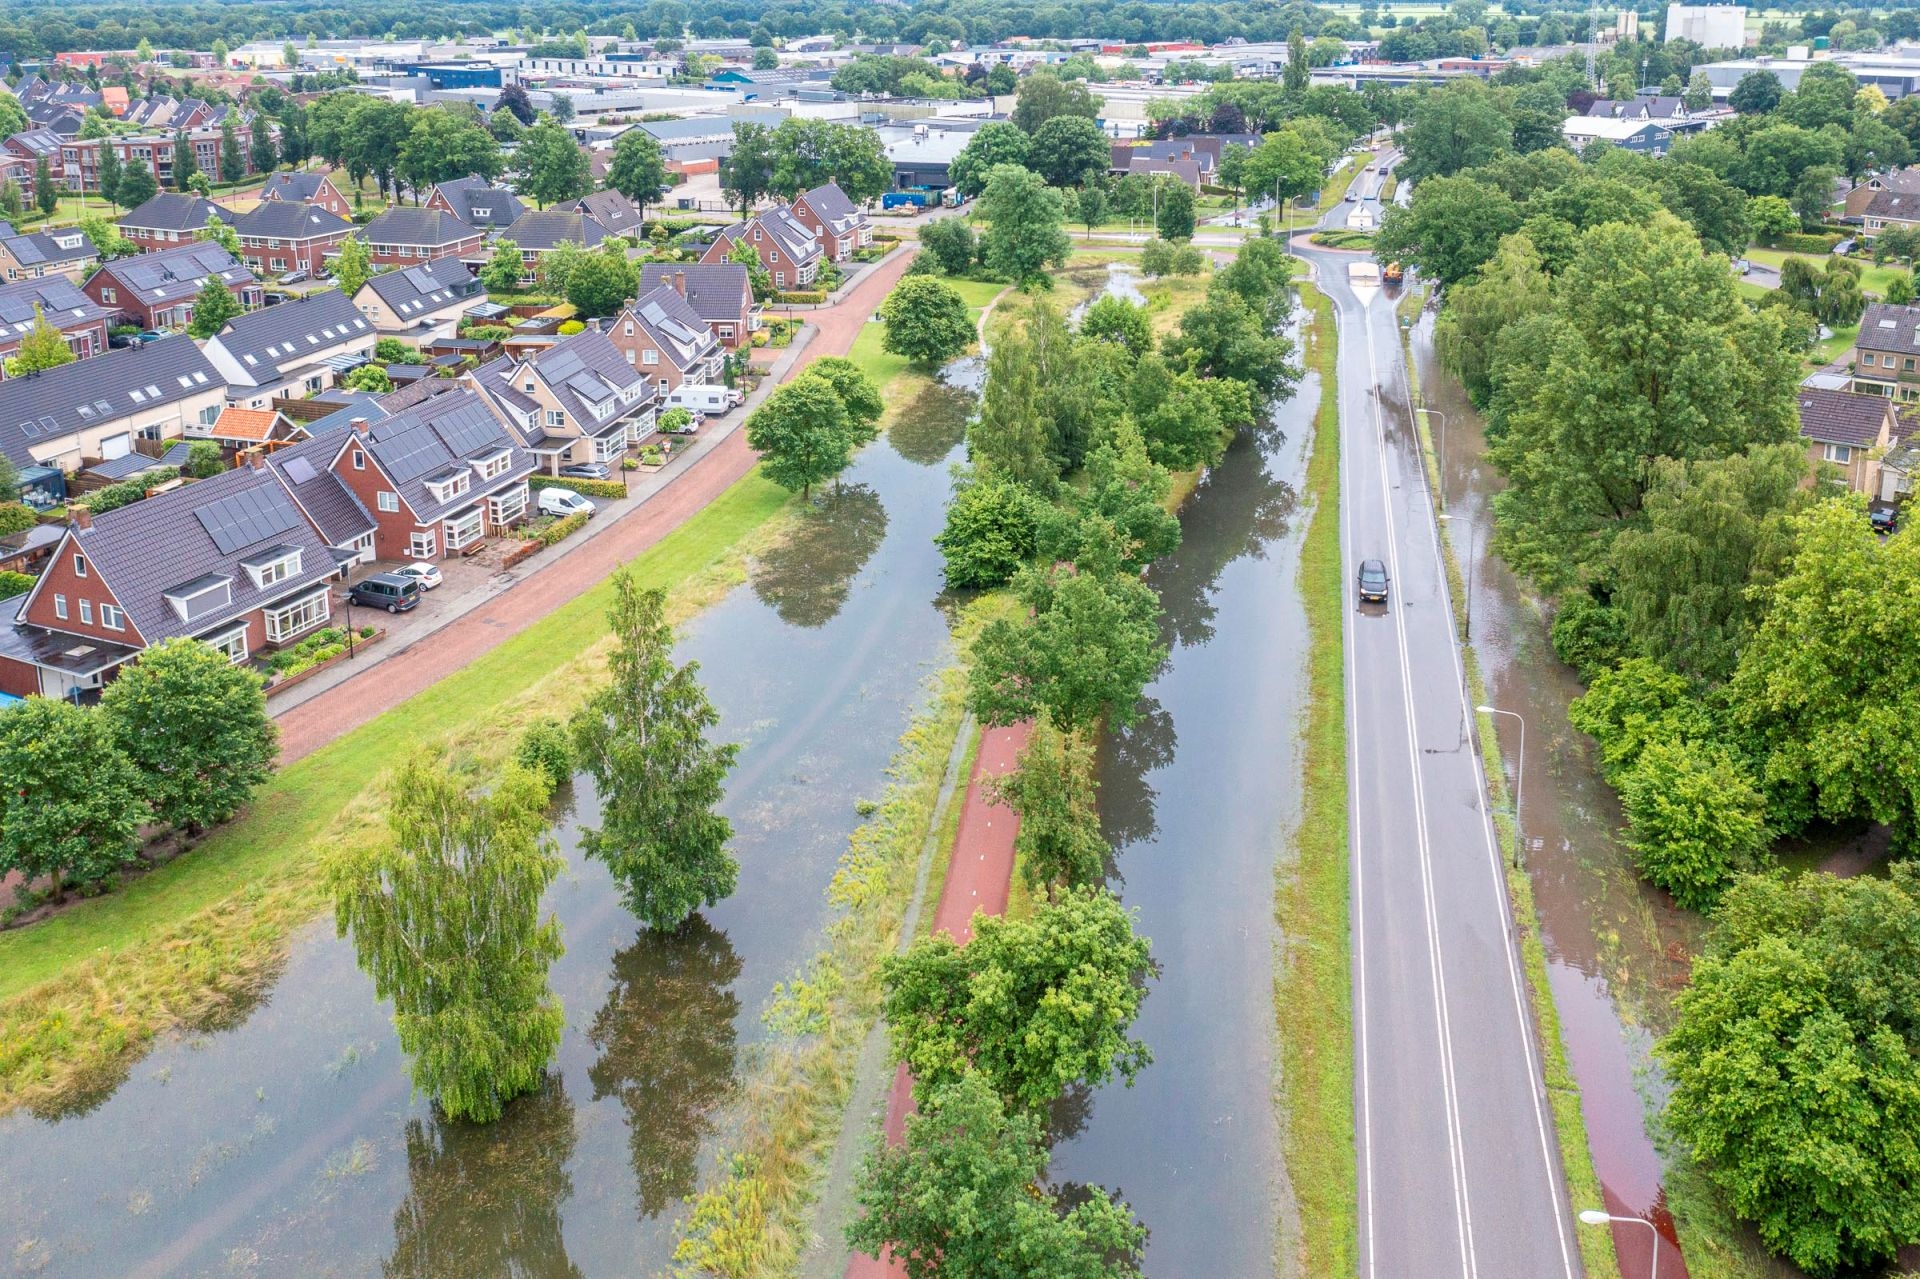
264;429;375;545
623;284;717;372
232;201;352;240
502;209;609;251
1866;189;1920;223
202;288;372;389
1797;388;1891;447
257;171;338;204
5;127;63;157
0;277;110;334
431;176;525;230
354;387;534;525
208;407;286;442
0;335;219;467
363;256;480;325
637;263;751;326
83;440;193;481
361;207;480;247
0;224;96;268
298;391;390;437
473;328;653;439
119;192;232;232
88;241;255;309
798;181;863;234
724;205;819;264
1856;302;1920;354
573;189;644;235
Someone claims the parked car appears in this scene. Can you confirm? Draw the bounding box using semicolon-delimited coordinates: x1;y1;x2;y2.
1356;558;1390;604
1833;238;1857;256
1871;506;1899;534
538;488;597;519
559;462;611;480
393;561;443;590
348;573;422;613
279;269;309;284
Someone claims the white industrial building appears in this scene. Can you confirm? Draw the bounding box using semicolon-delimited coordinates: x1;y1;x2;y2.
1663;5;1748;49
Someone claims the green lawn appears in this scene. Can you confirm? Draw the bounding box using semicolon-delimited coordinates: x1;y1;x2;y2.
1747;246;1912;299
845;275;1005;389
1810;322;1860;367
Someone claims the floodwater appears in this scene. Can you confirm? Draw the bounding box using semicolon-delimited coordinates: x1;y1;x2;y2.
1046;329;1314;1275
1408;311;1721;1278
0;392;974;1276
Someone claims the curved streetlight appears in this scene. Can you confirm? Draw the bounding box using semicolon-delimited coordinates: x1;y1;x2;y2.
1415;406;1447;509
1578;1209;1660;1279
1476;704;1524;869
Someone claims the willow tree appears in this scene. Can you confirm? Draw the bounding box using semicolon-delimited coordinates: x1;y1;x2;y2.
331;756;563;1124
571;571;738;930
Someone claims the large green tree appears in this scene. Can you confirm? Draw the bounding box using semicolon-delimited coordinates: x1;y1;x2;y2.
397;107;503;192
745;371;858;497
935;470;1041;589
1028;115;1109;188
114;158;159;211
986;712;1109;896
768;118;891;203
571;573;738;931
880;275;973;366
0;697;143;898
514;119;592;208
562;246;639;317
1372;174;1522;287
1010;70;1101;133
5;308;77;377
100;637;277;834
1398;80;1513;182
1432;231;1551;406
847;1071;1146;1279
604;129;668;223
968;561;1166;731
968;322;1056;490
976;163;1069;285
947;121;1030;197
882;887;1152;1110
331;756;564;1124
719;121;776;216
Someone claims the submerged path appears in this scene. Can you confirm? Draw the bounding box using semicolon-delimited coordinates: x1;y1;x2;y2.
844;720;1029;1279
275;248;920;764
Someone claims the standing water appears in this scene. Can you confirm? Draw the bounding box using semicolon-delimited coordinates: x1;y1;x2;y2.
1046;311;1315;1276
0;381;977;1276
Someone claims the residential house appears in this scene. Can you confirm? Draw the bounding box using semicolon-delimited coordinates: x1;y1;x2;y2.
498;209;613;286
0;223;97;282
1849;302;1920;398
353;255;482;341
2;127;65;184
426;175;526;232
0;462;345;698
1844;166;1920;219
609;282;725;397
256;170;355;218
1797;387;1895;494
200;288;375;408
0;277;110;370
1561;116;1675;155
470;328;657;473
82;241;261;331
570;188;646;239
637;262;756;348
231;200;354;277
203;405;308;453
116;191;233;253
57;124;261;195
0;335;223;475
1861;188;1920;241
699;205;821;290
327;388;535;561
1110;139;1214;186
261;428;376;563
789;181;872;263
359;207;486;268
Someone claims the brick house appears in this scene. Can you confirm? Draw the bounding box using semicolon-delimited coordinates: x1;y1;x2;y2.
117;192;234;253
200;288;376;408
789;181;872;263
359;208;486;268
497;209;613;287
0;461;344;698
609;281;725;396
327;388;535;561
1850;303;1920;399
82;241;261;331
0;224;97;283
230;201;354;278
0;335;223;475
1797;387;1895;495
426;175;526;232
698;205;821;290
0;277;110;371
256;170;354;219
470;328;657;473
353;255;482;341
637;263;756;349
570;188;647;239
1862;189;1920;242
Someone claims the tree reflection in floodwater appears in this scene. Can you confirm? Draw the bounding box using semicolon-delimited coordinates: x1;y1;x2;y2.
749;483;890;628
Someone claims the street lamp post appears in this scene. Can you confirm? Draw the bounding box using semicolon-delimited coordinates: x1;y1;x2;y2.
1476;704;1525;869
1579;1209;1660;1279
1436;512;1478;641
1415;406;1447;509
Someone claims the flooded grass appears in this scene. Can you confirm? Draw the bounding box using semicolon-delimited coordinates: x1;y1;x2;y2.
0;474;799;1118
1272;282;1358;1279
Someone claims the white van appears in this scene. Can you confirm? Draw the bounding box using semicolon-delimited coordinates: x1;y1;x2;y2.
538;488;597;519
668;384;742;415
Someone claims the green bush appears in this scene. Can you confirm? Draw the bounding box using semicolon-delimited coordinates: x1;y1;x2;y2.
527;474;625;499
557;320;586;335
81;467;180;515
1777;231;1843;254
935;473;1041;589
1550;592;1631;680
513;717;574;790
537;510;589;546
0;569;34;597
776;290;827;305
461;323;514;342
0;501;36;536
1618;738;1768;909
262;627;349;677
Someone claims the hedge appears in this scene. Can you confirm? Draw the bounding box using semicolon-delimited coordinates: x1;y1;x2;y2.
1778;231;1844;254
776;290;827;305
537;511;589;546
0;569;33;598
528;474;626;499
80;467;180;515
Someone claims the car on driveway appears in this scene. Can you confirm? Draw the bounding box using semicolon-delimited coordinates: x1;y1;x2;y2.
348;572;421;613
1871;505;1899;534
538;488;597;519
393;561;443;590
559;462;611;480
1356;558;1390;604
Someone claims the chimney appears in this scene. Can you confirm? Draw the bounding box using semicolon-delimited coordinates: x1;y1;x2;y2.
349;416;369;437
248;448;268;470
70;506;92;530
672;270;686;296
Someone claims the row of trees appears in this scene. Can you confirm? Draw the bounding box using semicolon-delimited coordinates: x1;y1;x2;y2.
719;117;893;216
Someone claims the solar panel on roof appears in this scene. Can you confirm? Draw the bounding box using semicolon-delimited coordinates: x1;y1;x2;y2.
193;484;303;555
284;456;318;484
379;421;451;484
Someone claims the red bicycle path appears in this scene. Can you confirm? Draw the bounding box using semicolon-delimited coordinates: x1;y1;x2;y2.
272;247;921;765
845;719;1030;1279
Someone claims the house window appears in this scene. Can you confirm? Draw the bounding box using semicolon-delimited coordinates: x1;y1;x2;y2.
271;258;287;271
642;349;658;365
264;587;330;643
593;434;622;463
426;472;471;504
473;451;512;481
101;287;116;303
1864;353;1878;366
245;549;301;589
78;599;93;625
378;490;399;513
1906;358;1915;372
545;409;565;427
73;552;86;577
624;321;634;335
53;593;67;620
100;604;124;631
352;449;365;469
409;529;438;559
489;484;528;524
1824;443;1854;464
445;508;484;550
203;625;249;663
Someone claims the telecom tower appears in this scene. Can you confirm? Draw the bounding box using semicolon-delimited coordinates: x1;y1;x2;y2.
1587;0;1601;88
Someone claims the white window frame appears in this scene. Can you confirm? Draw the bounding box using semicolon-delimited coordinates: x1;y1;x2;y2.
377;490;399;513
53;593;67;620
78;599;93;625
202;623;249;664
592;433;622;463
409;529;438;559
444;508;484;550
263;587;330;644
244;549;301;589
488;483;528;525
1824;443;1854;464
99;603;124;631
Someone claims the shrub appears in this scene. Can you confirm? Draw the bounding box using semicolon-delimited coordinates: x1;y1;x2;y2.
557;319;586;335
1777;231;1842;254
660;406;692;431
1549;592;1631;680
538;511;589;546
776;290;827;305
81;467;180;515
1619;738;1768;909
527;474;625;499
0;501;36;535
0;569;34;597
935;473;1041;588
514;717;574;790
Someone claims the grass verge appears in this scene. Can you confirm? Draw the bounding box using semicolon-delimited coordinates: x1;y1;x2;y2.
0;473;799;1116
669;604;991;1278
1400;304;1624;1279
1272;281;1357;1278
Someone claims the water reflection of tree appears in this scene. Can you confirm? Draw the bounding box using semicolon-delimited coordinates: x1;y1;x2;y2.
1150;447;1297;652
587;916;742;1219
749;483;889;628
886;383;973;466
383;1075;583;1279
1097;698;1176;855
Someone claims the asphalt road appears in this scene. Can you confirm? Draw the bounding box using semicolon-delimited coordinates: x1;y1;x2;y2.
1297;158;1586;1279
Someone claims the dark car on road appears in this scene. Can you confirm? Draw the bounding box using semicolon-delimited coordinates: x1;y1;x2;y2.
348;572;422;614
1356;558;1390;604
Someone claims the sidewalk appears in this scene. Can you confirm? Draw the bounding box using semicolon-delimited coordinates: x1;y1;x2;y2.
844;720;1030;1279
272;247;921;764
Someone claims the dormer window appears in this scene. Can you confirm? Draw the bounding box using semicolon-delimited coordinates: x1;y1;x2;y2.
241;546;302;589
165;574;234;622
426;471;471;504
472;449;512;481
